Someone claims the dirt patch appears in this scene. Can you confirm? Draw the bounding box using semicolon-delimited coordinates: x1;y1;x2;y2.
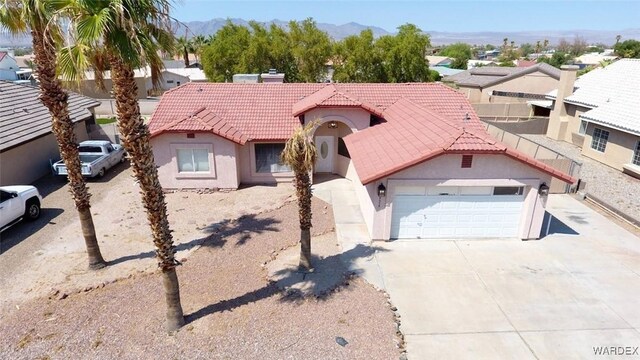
0;198;401;359
0;167;295;313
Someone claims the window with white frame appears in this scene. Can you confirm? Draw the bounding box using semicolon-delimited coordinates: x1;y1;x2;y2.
632;141;640;166
255;143;291;173
578;120;588;135
177;148;210;172
590;127;609;153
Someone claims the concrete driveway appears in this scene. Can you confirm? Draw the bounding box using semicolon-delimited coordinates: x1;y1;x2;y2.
377;195;640;359
313;178;640;359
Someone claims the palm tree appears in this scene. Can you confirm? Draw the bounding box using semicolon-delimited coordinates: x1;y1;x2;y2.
176;35;190;66
61;0;184;331
190;34;206;63
616;34;622;45
0;0;106;269
281;122;317;270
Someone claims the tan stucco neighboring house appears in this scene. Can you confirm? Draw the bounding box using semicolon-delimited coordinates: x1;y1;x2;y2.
0;81;99;185
545;60;640;178
443;63;561;105
148;83;574;241
63;66;207;99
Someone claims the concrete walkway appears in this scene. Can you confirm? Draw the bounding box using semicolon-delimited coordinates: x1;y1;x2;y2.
313;176;640;360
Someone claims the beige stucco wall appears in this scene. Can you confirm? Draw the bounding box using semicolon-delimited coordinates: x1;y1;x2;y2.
0;121;88;185
481;71;560;104
151;132;240;189
64;77;148;99
581;124;639;171
560;104;590;144
305;108;366;178
359;153;554;241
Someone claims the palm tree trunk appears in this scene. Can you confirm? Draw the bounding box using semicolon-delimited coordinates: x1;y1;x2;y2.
183;47;189;67
296;171;313;270
31;28;106;270
108;55;185;332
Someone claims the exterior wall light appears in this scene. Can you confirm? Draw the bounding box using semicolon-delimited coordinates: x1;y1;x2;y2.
377;183;387;197
538;182;550;196
328;121;338;129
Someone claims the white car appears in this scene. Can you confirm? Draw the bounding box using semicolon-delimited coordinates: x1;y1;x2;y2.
0;185;43;230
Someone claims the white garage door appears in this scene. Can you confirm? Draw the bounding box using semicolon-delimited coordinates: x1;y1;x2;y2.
390;186;525;239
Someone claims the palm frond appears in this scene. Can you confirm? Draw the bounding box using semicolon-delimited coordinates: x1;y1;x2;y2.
282;121;318;173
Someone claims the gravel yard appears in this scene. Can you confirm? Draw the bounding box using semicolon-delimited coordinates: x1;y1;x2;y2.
522;134;640;221
0;164;295;311
0;195;400;359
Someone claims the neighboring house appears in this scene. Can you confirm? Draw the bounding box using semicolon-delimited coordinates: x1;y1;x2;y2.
429;66;464;78
545;60;640;178
444;63;561;104
160;68;207;90
0;81;99;185
478;49;501;60
148;83;574;241
0;51;20;81
467;60;498;68
426;56;453;68
516;60;537;68
64;66;207;98
573;52;618;69
14;54;35;69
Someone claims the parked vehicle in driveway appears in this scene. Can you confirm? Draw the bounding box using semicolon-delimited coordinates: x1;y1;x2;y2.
52;140;126;178
0;185;43;230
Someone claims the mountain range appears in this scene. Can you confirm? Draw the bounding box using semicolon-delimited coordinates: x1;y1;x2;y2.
2;17;639;47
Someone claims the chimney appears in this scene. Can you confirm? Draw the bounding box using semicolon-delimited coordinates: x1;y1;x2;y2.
546;65;578;141
261;69;285;83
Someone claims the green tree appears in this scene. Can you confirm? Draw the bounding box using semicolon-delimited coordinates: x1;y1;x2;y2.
380;23;432;82
266;23;299;82
281;122;317;270
289;18;332;82
440;42;472;70
1;0;106;270
333;29;386;82
519;43;534;58
62;0;185;332
202;20;251;82
613;39;640;58
241;21;272;74
537;52;570;68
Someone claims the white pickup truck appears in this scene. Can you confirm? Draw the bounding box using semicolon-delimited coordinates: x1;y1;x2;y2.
52;140;126;178
0;185;43;230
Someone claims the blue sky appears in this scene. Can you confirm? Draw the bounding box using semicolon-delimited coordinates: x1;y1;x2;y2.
172;1;640;32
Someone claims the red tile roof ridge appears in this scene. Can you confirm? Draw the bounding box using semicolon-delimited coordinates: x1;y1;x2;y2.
150;106;248;144
292;83;385;117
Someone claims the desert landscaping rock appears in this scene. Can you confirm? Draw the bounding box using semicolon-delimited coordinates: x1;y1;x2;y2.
0;168;400;359
522;134;640;219
267;232;350;297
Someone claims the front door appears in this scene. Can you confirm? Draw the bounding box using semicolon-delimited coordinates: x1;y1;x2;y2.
314;136;334;173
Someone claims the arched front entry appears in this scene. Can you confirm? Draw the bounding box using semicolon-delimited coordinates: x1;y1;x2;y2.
310;117;357;180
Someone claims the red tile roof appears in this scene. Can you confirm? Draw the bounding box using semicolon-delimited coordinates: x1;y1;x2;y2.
517;60;538;68
151;107;248;144
0;52;7;62
148;82;484;140
149;82;575;185
343;98;576;185
291;84;385;117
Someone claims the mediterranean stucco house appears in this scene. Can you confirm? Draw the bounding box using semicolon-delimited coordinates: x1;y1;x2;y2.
545;60;640;178
444;62;561;105
148;83;574;241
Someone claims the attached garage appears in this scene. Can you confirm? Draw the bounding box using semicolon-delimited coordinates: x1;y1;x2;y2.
390;185;525;239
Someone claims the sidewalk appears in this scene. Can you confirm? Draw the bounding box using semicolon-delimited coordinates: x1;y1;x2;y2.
311;176;387;290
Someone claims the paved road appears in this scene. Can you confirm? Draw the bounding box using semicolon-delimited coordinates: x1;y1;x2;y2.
314;177;640;359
